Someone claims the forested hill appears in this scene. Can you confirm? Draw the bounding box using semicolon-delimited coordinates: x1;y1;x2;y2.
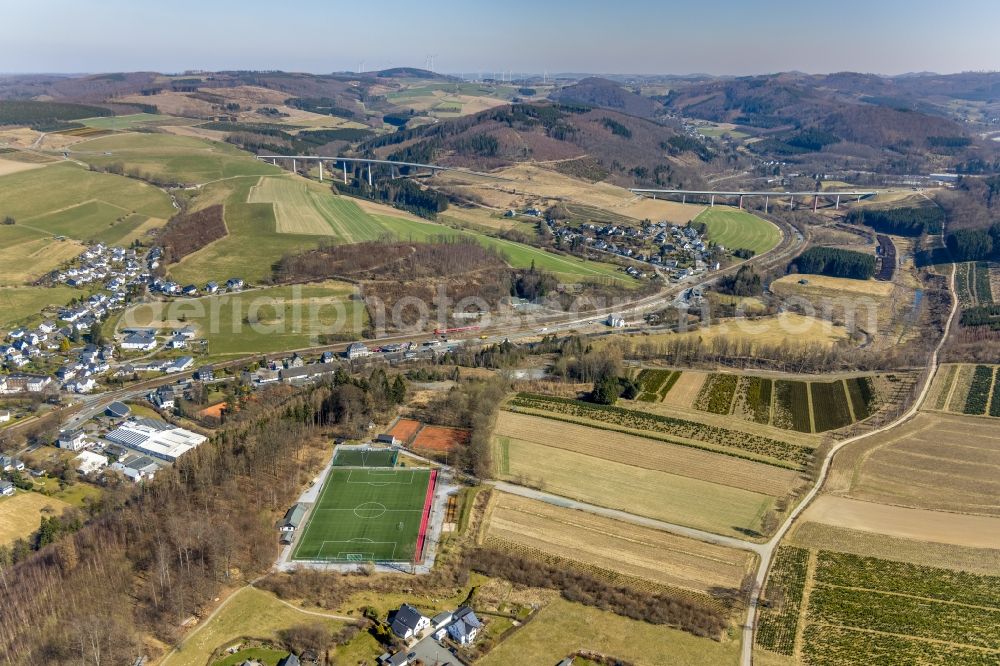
356;102;710;189
551;77;661;119
662;74;991;168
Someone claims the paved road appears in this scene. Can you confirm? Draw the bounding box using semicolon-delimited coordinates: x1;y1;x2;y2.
738;260;959;666
493;481;765;554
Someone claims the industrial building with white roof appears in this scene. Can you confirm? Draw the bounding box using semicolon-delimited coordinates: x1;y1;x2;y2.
104;418;207;462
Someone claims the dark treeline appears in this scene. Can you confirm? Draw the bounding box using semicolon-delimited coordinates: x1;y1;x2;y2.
959;305;1000;330
0;100;110;130
946;223;1000;262
157;204;226;263
275;238;507;283
718;265;764;297
470;548;727;639
790;247;876;280
0;374;403;665
334;178;448;219
847;206;944;236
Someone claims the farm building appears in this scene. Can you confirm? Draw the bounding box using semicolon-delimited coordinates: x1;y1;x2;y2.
104;418;207;462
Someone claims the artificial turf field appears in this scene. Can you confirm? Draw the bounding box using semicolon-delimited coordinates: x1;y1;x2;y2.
332;448;399;467
292;468;434;562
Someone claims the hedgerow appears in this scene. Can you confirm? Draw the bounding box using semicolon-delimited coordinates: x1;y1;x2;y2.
507;393;812;468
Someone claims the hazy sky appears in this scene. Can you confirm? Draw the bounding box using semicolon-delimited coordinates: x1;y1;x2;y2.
3;0;999;76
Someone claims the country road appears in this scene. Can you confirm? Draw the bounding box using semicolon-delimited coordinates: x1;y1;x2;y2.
738;259;959;666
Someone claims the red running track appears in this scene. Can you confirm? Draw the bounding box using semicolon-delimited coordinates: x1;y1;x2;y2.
414;469;438;562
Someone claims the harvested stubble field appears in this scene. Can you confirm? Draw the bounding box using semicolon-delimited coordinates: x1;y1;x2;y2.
411;425;469;452
495;412;801;496
827;411;1000;516
494;441;776;538
660;370;707;409
788;522;1000;577
484;492;755;596
506;393;814;469
799;496;1000;550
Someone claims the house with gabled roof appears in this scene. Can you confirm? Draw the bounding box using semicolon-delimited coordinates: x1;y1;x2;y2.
446;606;482;645
390;603;430;640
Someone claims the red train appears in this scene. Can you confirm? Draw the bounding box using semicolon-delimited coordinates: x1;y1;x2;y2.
434;325;480;335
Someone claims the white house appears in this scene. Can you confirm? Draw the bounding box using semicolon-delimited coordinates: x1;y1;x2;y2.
25;376;50;392
607;314;626;328
390;604;430;640
166;356;194;373
58;430;88;451
0;481;14;497
0;410;10;423
122;333;157;352
446;606;482;645
346;342;370;360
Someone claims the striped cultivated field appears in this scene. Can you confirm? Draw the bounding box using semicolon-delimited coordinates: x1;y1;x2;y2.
694;208;781;256
485;492;754;595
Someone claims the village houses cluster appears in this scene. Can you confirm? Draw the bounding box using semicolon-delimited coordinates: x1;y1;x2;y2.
1;241;245;397
504;207;723;281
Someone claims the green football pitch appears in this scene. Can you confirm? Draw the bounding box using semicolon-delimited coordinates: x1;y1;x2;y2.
292;468;434;562
332;448;399;468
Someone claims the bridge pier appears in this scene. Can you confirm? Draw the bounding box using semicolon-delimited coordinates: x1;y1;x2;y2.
272;158;277;166
764;195;769;214
813;195;818;212
368;163;373;187
682;194;686;204
710;194;715;207
319;161;323;182
343;161;348;184
789;196;794;210
739;195;744;210
292;158;296;173
835;194;840;210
